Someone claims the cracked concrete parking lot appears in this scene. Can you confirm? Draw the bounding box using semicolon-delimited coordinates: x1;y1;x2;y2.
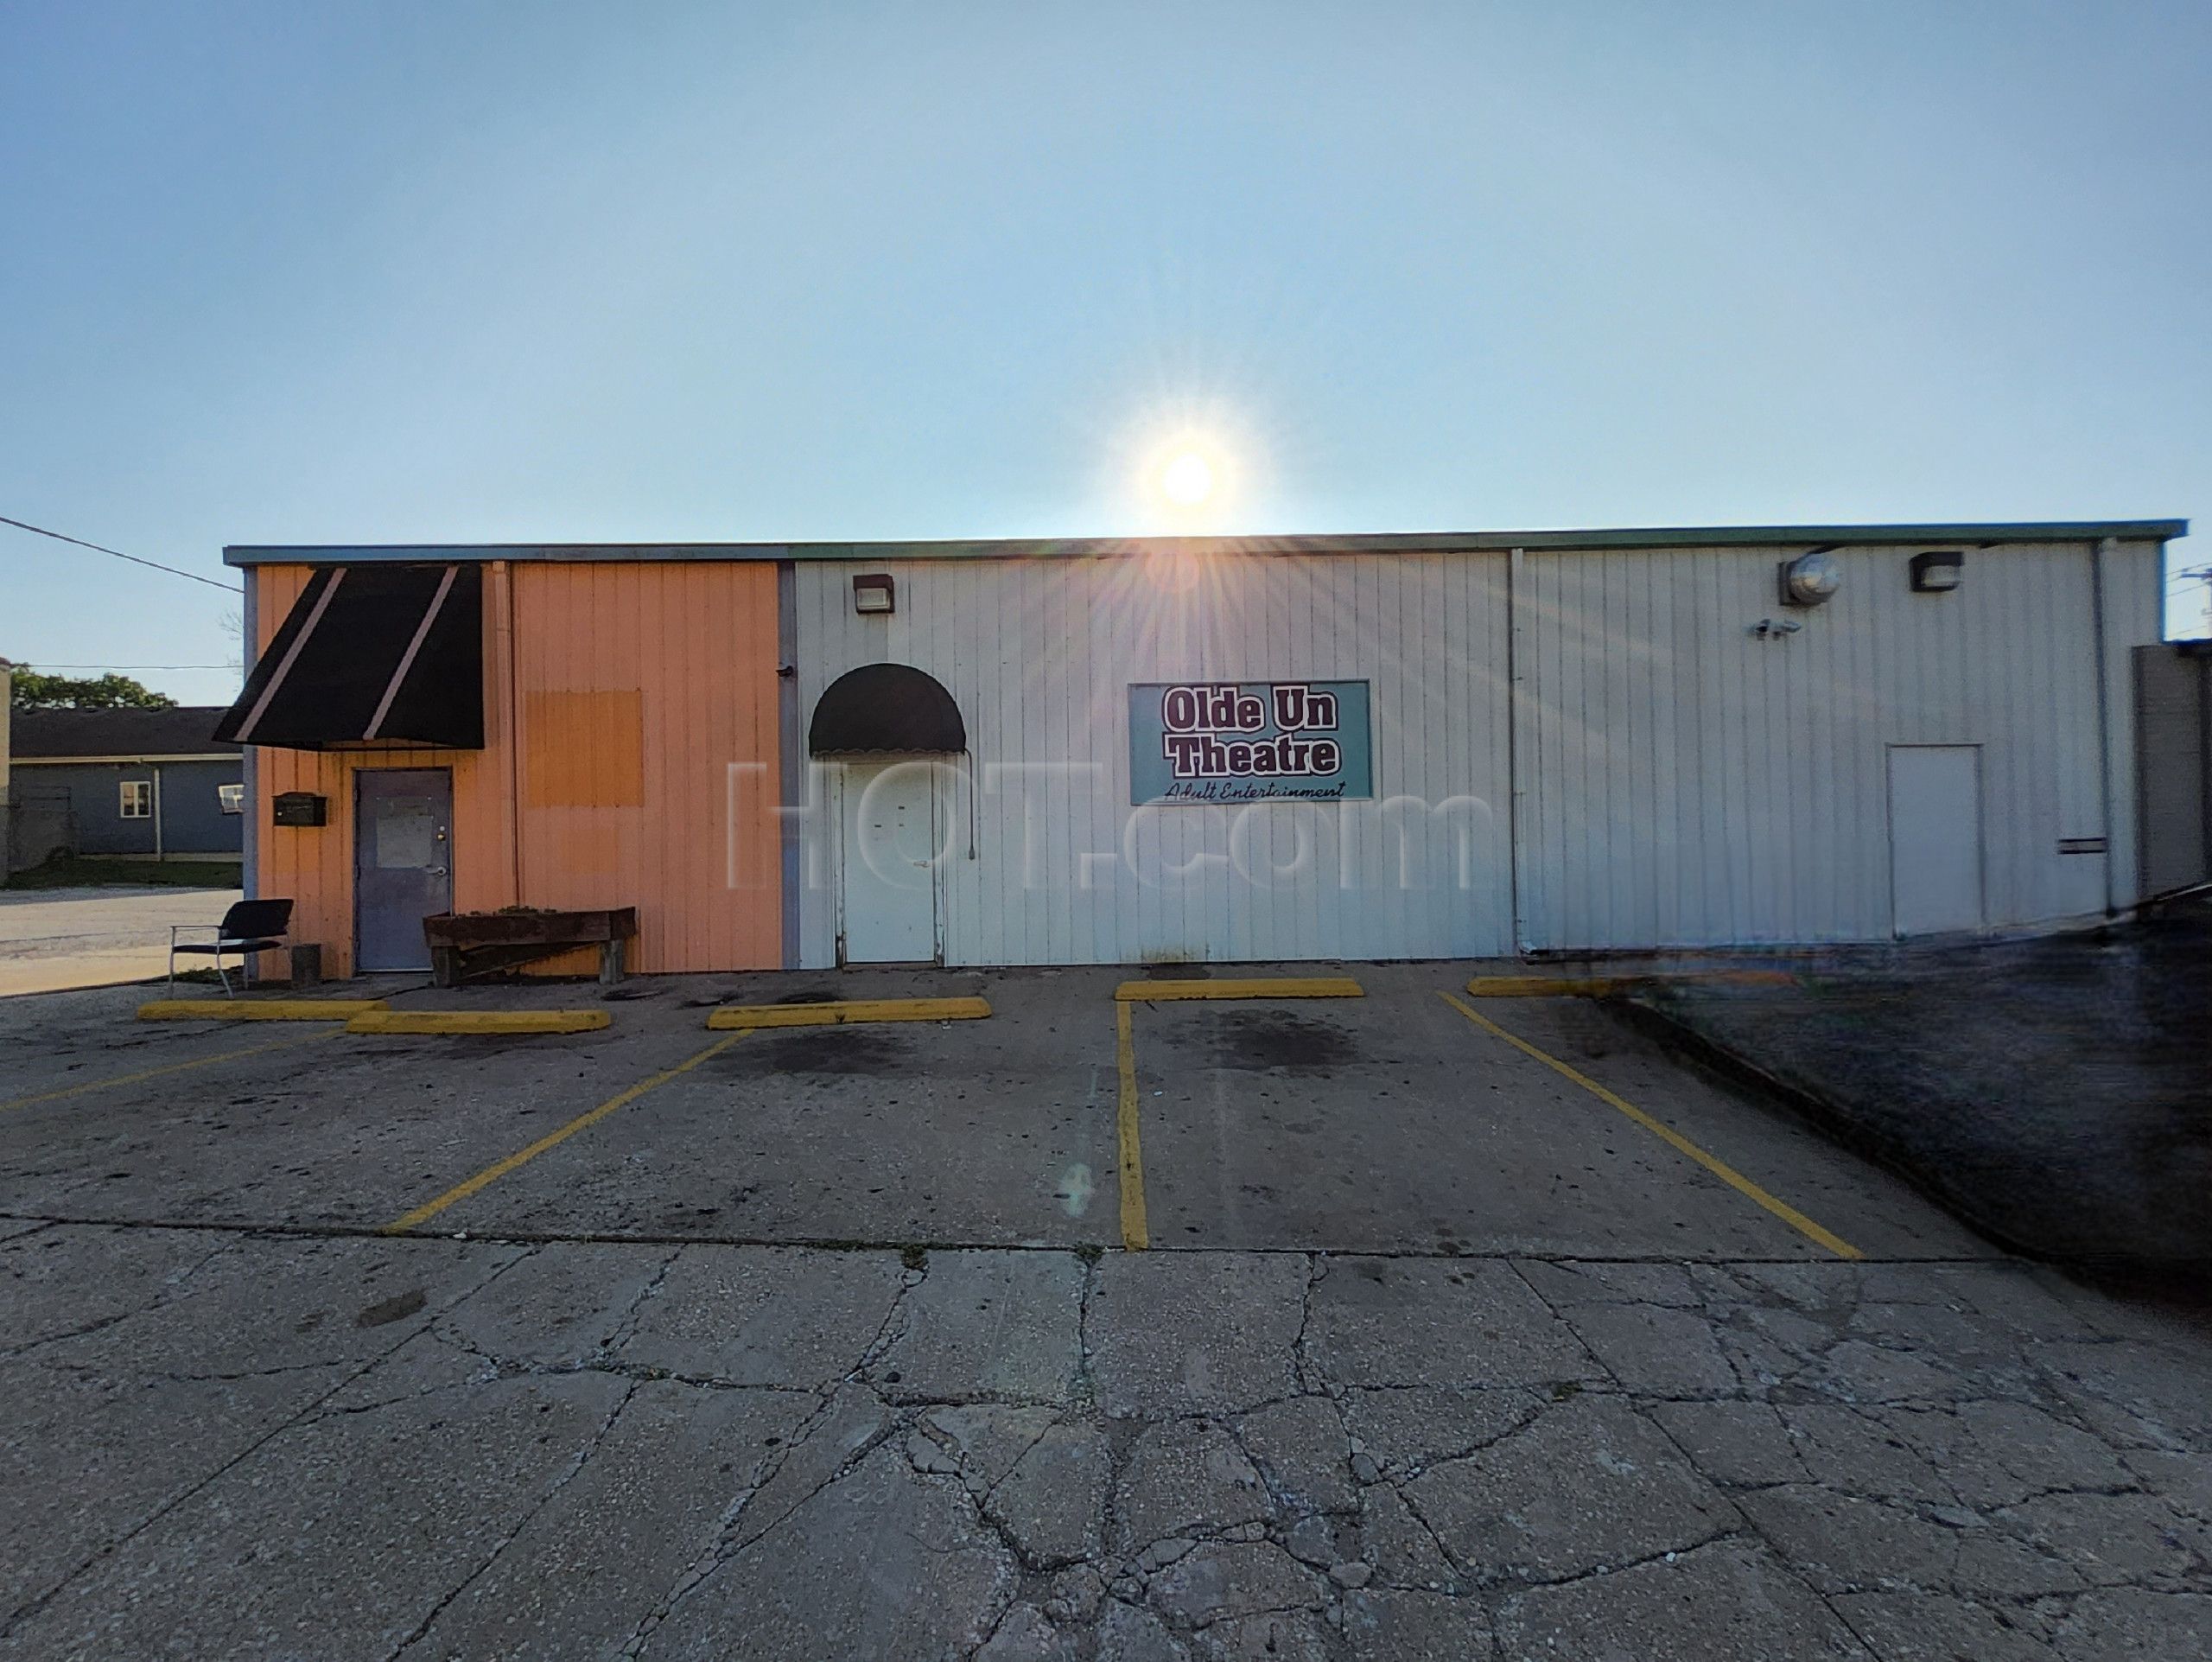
1;965;2208;1659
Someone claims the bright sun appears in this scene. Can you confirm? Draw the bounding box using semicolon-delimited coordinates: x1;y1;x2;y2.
1160;450;1215;506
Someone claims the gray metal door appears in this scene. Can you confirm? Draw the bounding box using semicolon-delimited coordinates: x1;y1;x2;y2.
1887;745;1983;936
355;769;453;971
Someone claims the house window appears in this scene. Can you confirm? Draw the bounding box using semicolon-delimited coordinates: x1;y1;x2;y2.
218;783;245;815
119;780;153;818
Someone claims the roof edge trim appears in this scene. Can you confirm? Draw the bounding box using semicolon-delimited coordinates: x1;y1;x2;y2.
224;520;2190;568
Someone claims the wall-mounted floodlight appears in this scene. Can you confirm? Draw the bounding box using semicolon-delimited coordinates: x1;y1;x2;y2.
1779;550;1842;608
1910;551;1964;594
852;574;895;615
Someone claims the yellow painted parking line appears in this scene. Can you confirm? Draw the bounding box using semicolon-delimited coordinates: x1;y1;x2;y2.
705;997;991;1030
1465;974;1640;997
380;1032;746;1234
1437;990;1863;1261
347;1009;610;1035
1115;1000;1148;1251
137;998;388;1022
1;1028;345;1114
1114;977;1364;1003
1107;977;1362;1247
1464;970;1797;997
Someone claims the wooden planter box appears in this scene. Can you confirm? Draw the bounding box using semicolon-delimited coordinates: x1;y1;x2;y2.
422;907;639;989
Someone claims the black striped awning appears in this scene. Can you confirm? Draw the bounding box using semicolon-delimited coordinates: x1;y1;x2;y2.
215;564;483;750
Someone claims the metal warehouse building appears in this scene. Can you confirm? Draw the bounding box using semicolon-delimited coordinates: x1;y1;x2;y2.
214;520;2184;977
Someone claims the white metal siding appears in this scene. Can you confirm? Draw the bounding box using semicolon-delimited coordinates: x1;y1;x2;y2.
793;553;1516;968
1516;540;2160;948
791;538;2166;965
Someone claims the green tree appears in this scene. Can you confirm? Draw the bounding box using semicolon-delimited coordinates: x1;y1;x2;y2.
6;667;178;710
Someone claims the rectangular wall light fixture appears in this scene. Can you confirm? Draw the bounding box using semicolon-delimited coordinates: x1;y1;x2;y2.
1910;551;1964;593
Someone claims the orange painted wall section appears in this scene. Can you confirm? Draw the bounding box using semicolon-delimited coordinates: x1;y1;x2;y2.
512;563;781;972
251;560;781;977
251;564;511;980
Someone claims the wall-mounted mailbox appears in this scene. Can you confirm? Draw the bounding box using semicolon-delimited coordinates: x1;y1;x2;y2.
272;791;328;827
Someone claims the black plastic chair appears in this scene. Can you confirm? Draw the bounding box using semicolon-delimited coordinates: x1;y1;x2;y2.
168;899;295;997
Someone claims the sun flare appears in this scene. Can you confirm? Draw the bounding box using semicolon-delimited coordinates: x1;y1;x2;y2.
1160;450;1215;506
1116;409;1258;529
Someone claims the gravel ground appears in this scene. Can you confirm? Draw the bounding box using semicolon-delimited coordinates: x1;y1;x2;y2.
1630;903;2212;1264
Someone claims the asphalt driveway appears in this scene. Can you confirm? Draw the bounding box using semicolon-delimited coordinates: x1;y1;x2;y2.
1;967;2206;1659
0;884;242;997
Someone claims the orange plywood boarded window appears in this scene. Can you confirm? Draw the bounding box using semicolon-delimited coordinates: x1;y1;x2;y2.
524;690;645;807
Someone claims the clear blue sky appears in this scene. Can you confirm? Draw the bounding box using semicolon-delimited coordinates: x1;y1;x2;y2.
3;0;2206;704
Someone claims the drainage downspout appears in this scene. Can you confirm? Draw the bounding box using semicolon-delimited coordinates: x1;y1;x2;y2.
0;659;11;877
1506;544;1529;955
2090;537;2118;918
239;581;257;898
2200;638;2211;886
777;559;801;970
491;559;522;906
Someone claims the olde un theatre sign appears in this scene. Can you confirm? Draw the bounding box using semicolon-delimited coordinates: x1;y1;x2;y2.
1128;681;1374;805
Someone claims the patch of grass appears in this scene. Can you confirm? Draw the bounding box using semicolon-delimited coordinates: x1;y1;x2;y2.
900;1245;928;1272
5;856;241;890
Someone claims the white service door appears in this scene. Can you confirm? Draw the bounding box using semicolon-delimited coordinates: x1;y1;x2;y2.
1888;745;1983;936
840;761;939;963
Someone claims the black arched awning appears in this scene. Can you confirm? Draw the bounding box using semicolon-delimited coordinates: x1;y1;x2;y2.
809;663;966;755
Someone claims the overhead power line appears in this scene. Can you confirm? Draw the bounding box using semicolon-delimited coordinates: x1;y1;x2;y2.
17;663;239;672
0;513;243;595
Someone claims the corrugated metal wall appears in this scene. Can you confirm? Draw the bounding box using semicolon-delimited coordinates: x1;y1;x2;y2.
252;561;783;977
253;564;509;979
1513;539;2150;942
1516;539;2161;946
511;563;782;973
792;553;1516;967
2134;643;2210;895
252;535;2164;975
795;539;2165;965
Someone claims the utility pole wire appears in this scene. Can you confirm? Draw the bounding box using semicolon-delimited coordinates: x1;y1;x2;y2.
17;663;240;671
0;513;243;595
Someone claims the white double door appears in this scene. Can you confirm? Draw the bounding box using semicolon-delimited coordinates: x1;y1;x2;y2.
837;759;944;964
